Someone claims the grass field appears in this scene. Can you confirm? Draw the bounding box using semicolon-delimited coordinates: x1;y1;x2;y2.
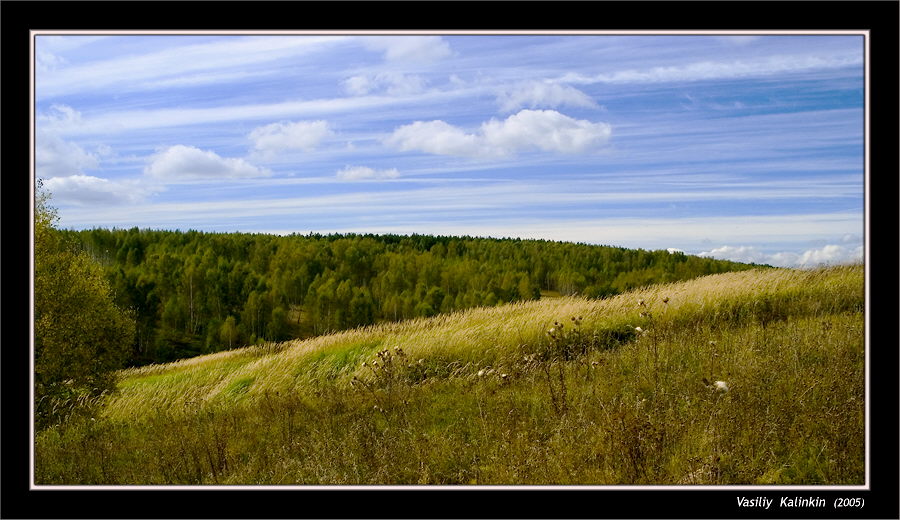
35;264;865;485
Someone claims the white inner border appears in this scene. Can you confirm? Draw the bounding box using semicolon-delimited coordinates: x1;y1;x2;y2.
29;29;870;492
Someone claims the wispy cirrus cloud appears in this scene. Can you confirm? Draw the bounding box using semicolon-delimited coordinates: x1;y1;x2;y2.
336;165;400;180
36;35;352;99
558;52;862;85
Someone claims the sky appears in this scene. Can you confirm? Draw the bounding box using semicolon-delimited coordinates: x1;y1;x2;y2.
34;32;866;268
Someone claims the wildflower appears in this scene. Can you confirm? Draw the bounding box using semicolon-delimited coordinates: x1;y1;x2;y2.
714;381;729;393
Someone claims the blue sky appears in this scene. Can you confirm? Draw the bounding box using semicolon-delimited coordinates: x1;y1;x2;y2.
34;32;865;267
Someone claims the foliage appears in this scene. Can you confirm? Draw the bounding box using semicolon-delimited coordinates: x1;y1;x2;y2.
34;181;135;429
61;227;762;366
35;265;865;485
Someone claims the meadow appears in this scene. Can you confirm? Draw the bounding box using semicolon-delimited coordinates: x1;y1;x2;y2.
34;264;865;485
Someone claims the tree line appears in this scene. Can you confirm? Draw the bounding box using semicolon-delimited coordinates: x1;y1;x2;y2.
61;227;762;366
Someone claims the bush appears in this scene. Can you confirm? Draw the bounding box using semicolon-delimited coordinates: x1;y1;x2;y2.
34;182;135;429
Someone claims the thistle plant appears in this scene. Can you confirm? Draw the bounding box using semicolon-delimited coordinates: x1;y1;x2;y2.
351;346;418;415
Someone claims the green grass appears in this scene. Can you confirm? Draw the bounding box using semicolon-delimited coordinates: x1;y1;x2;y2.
35;264;865;485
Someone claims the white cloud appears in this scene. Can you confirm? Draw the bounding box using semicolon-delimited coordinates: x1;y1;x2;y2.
36;49;66;73
797;244;863;267
37;36;351;99
559;53;862;85
336;165;400;181
482;110;612;155
36;130;99;178
43;175;159;205
41;95;414;137
248;120;333;157
342;72;427;96
385;109;611;158
385;120;486;157
715;36;762;46
698;245;770;265
699;243;864;268
497;81;599;112
145;145;270;179
37;104;84;133
360;36;453;63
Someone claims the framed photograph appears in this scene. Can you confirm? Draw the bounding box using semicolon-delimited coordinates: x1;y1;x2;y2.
3;1;897;518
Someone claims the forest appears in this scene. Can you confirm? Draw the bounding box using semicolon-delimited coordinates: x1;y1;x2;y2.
64;228;763;366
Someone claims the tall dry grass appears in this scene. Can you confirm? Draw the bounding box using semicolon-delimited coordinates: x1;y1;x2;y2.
35;264;865;485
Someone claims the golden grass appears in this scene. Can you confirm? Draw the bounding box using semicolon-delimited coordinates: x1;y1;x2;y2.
103;265;862;423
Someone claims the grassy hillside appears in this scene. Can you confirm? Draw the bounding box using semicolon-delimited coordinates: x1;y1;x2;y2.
35;264;865;485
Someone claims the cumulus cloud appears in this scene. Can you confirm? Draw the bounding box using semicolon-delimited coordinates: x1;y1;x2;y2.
385;109;611;158
496;81;599;112
43;175;159;205
698;243;864;268
36;130;100;178
385;120;485;157
145;145;270;179
248;120;332;157
342;72;427;96
797;244;864;267
360;36;453;63
336;165;400;181
698;245;770;265
482;110;612;155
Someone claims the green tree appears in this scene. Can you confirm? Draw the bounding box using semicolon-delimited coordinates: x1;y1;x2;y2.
219;316;239;350
34;181;135;428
